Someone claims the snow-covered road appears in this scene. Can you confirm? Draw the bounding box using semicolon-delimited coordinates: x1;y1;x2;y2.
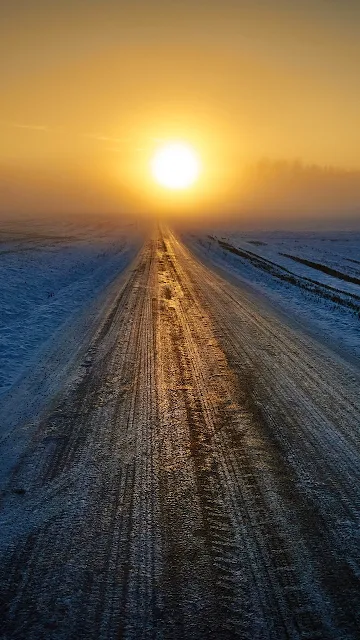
1;227;360;638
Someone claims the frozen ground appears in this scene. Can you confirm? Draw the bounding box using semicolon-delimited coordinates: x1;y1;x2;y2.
184;227;360;363
1;227;360;638
0;217;142;397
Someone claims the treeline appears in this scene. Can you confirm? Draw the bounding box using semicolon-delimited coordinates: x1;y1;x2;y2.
241;159;360;214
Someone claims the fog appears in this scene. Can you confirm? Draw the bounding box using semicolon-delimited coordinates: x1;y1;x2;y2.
1;158;360;231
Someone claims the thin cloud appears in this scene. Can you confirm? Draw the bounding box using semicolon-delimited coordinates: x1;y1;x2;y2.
0;121;49;131
84;133;125;143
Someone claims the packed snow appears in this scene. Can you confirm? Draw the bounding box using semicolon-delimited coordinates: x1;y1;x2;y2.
184;228;360;362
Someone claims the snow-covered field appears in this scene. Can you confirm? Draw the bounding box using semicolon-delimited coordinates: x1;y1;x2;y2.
185;228;360;362
0;217;142;397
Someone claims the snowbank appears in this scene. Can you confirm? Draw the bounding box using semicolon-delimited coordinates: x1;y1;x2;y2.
0;217;142;396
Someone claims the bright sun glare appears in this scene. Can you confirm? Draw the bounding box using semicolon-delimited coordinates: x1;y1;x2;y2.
151;142;200;190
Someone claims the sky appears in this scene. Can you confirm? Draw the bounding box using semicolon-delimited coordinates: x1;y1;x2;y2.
1;0;360;223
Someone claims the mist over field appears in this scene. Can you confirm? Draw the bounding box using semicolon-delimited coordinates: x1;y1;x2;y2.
1;159;360;230
238;160;360;225
174;160;360;230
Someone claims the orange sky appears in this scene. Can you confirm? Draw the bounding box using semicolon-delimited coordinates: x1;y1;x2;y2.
1;1;360;219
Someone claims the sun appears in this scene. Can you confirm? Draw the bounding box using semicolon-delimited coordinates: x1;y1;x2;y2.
151;142;200;190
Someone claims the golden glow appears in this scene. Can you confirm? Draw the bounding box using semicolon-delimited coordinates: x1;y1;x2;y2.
151;142;200;190
1;2;360;220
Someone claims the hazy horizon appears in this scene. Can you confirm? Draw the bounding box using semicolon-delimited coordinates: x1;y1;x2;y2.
1;158;359;230
1;0;360;227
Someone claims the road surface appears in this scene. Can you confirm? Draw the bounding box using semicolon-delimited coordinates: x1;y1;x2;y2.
1;227;360;639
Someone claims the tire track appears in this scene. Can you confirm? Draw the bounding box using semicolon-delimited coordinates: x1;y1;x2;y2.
0;227;360;638
0;237;161;639
157;234;331;639
174;230;360;638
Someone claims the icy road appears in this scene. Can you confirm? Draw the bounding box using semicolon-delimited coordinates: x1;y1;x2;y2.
1;228;360;639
